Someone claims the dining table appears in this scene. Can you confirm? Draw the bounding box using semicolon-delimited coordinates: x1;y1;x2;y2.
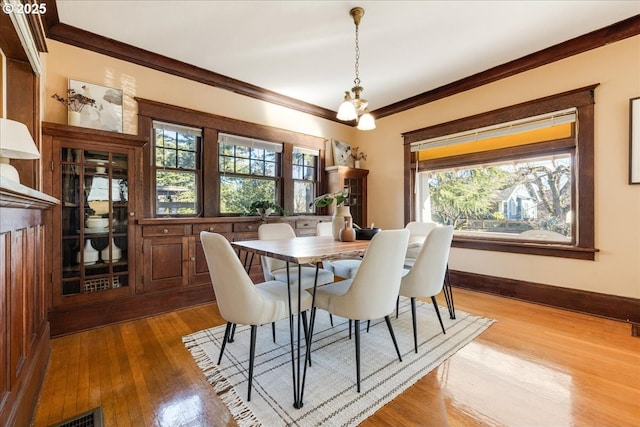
231;234;423;409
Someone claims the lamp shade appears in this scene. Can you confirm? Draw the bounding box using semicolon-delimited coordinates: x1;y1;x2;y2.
357;111;376;131
337;99;358;121
0;118;40;159
0;118;40;184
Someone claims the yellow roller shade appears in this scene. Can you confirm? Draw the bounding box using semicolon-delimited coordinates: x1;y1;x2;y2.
418;123;573;160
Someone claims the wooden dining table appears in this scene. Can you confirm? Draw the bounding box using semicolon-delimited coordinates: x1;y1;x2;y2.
231;234;423;409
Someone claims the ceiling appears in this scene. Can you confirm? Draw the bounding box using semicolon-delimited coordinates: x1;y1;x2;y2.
54;1;639;115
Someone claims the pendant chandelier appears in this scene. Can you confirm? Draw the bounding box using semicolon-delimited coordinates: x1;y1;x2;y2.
337;6;376;130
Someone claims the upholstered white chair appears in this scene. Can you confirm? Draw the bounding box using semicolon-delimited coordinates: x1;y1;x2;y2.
398;225;454;353
404;221;437;261
258;223;334;288
200;231;313;401
311;229;410;392
316;221;362;279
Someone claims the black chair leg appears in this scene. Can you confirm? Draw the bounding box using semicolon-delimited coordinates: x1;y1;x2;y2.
229;323;236;343
366;320;370;333
384;315;402;362
247;325;257;401
329;313;334;327
396;295;400;319
272;322;276;343
354;319;361;392
411;297;418;353
349;319;352;339
431;296;446;334
218;322;232;364
443;264;456;319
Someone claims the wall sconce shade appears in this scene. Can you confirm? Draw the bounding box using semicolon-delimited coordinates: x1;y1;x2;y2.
0;118;40;184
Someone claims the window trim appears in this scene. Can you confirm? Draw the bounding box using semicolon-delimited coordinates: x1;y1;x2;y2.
292;146;320;214
402;85;598;260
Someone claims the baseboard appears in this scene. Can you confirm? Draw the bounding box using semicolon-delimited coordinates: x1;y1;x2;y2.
449;270;640;325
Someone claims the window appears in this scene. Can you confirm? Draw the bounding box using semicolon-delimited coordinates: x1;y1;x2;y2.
292;147;319;214
218;133;283;214
403;86;596;260
153;121;202;216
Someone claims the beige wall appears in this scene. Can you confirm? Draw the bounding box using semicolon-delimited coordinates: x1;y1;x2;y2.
43;36;640;299
355;36;640;299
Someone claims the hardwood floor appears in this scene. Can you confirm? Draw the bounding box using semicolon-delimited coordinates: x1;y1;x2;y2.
33;289;640;426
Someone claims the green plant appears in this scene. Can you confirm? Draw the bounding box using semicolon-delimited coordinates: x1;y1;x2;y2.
248;200;287;216
311;189;349;208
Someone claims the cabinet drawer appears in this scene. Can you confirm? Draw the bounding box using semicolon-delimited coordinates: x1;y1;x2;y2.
234;231;258;241
142;225;186;237
295;219;318;229
234;222;260;233
193;223;233;234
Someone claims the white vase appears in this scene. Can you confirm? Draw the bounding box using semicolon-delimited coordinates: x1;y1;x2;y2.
68;111;81;126
355;160;361;168
332;205;352;241
77;238;99;265
101;238;122;263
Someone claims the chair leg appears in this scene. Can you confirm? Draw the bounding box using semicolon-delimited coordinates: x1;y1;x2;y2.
366;320;370;333
349;319;352;339
329;313;334;327
411;297;418;353
354;319;361;392
229;323;236;343
431;296;446;335
247;325;257;401
443;264;456;319
272;322;276;343
396;295;400;319
217;322;232;365
384;315;402;362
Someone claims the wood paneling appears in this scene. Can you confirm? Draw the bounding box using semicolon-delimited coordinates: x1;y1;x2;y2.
32;289;640;427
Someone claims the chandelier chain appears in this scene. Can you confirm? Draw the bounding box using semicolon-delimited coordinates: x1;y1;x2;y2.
353;23;361;87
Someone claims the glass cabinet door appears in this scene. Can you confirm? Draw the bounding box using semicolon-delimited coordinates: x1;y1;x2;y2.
61;148;129;296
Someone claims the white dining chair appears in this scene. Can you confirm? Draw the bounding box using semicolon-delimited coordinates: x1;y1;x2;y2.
316;221;362;279
398;225;454;353
200;231;313;401
258;223;334;288
310;228;410;392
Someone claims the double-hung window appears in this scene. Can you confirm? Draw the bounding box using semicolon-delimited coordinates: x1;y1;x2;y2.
153;121;202;216
292;147;319;214
218;133;283;214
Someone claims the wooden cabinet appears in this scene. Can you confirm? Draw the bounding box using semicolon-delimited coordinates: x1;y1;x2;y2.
325;166;369;228
0;178;59;427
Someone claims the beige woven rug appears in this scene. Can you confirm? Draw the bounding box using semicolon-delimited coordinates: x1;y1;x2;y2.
183;297;494;426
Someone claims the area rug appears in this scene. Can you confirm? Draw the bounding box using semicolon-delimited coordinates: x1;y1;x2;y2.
183;297;494;426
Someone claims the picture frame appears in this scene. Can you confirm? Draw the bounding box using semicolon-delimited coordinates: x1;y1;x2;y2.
68;79;123;133
332;139;354;167
631;97;640;184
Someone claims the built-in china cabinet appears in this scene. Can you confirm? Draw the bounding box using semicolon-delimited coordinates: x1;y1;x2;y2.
325;165;369;228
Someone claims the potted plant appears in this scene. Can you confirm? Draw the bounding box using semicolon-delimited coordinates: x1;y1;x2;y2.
311;189;351;240
51;89;96;126
350;146;367;168
249;200;287;222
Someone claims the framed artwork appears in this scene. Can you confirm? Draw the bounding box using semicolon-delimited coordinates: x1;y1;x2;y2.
69;79;123;133
332;139;354;167
631;97;640;184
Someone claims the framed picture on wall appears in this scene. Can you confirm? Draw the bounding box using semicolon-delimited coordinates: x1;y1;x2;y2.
631;97;640;184
332;139;354;167
69;79;123;133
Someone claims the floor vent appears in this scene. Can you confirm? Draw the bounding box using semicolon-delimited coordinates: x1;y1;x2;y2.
49;407;104;427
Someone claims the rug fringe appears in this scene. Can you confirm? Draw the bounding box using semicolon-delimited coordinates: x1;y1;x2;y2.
185;336;262;426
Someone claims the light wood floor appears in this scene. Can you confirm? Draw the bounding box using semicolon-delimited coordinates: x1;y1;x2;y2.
33;288;640;427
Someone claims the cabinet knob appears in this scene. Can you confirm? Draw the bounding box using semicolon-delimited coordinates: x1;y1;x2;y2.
163;229;169;234
208;227;214;231
190;257;196;261
129;212;135;217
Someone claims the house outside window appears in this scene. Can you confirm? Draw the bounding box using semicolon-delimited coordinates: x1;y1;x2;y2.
152;121;202;216
218;133;283;214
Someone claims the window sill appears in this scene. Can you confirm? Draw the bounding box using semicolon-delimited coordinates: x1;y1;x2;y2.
452;237;597;260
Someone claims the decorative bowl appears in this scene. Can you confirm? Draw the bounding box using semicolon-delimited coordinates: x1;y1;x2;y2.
355;227;381;240
86;216;108;229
